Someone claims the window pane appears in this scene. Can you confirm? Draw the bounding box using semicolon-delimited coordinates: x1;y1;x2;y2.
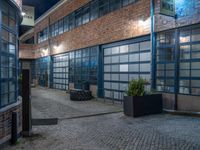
112;47;119;54
75;8;82;26
111;65;119;72
111;74;119;81
140;63;150;72
1;82;8;94
82;5;90;24
104;48;112;55
191;80;200;88
192;34;200;42
111;56;119;63
110;0;121;11
129;64;139;72
129;53;139;62
64;16;69;32
120;45;128;53
111;82;119;90
69;13;75;30
129;43;139;52
2;13;8;26
9;92;15;103
90;0;99;20
180;30;190;43
140;41;150;51
120;74;129;81
120;64;128;72
2;40;9;53
1;67;9;78
9;32;16;43
191;62;200;69
140;52;151;61
2;29;9;41
192;88;200;95
179;87;189;94
59;20;64;34
129;74;139;80
9;18;16;30
1;94;9;106
120;55;128;63
99;0;109;17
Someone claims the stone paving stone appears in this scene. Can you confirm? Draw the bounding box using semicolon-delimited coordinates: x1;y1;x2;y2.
3;113;200;150
2;88;200;150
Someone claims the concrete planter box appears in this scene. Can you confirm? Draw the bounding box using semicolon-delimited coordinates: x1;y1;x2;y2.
123;94;163;117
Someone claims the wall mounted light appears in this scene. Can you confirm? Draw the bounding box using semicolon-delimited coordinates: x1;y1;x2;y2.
21;12;26;16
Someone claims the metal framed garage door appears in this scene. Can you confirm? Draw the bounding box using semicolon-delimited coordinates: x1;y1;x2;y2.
35;57;50;87
103;36;151;100
52;53;69;90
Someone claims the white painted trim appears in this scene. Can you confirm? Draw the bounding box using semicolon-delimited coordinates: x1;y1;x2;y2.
19;28;34;40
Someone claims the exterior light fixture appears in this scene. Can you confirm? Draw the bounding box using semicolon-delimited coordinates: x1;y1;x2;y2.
53;45;58;49
21;12;26;16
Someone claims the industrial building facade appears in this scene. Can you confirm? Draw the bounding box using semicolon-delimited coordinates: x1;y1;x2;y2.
0;0;22;145
20;0;200;112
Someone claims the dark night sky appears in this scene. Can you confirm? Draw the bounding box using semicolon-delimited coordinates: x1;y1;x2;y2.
23;0;60;19
20;0;60;35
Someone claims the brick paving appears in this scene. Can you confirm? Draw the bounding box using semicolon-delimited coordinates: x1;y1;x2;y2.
2;88;200;150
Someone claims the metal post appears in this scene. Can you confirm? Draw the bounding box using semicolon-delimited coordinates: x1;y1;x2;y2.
22;70;32;136
174;29;179;110
150;0;156;90
11;112;18;145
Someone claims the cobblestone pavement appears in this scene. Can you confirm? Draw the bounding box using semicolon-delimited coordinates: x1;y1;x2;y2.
31;87;122;119
3;113;200;150
2;87;200;150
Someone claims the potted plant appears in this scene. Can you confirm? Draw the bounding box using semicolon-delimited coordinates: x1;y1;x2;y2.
124;79;162;117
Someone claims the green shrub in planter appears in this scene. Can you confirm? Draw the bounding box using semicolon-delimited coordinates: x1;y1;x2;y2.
126;79;146;96
124;79;162;117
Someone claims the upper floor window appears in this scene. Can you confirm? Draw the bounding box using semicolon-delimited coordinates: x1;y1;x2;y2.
38;28;48;43
2;0;17;31
1;0;18;108
45;0;139;41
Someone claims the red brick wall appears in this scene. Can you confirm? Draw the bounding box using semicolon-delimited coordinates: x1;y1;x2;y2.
0;102;22;145
48;0;89;24
155;0;200;32
19;44;36;59
20;0;151;58
50;0;150;55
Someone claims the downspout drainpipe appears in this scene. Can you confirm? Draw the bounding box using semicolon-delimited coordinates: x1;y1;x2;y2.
48;17;51;88
150;0;156;90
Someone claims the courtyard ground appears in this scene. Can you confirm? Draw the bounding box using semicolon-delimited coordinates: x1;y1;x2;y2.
2;87;200;150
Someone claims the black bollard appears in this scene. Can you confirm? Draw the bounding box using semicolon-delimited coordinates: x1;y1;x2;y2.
11;112;18;145
22;69;32;136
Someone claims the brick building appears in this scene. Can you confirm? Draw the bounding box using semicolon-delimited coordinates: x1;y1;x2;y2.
0;0;22;145
20;0;200;112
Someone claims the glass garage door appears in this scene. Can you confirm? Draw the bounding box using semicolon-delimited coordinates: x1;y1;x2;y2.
52;53;69;90
103;37;151;100
35;57;50;87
